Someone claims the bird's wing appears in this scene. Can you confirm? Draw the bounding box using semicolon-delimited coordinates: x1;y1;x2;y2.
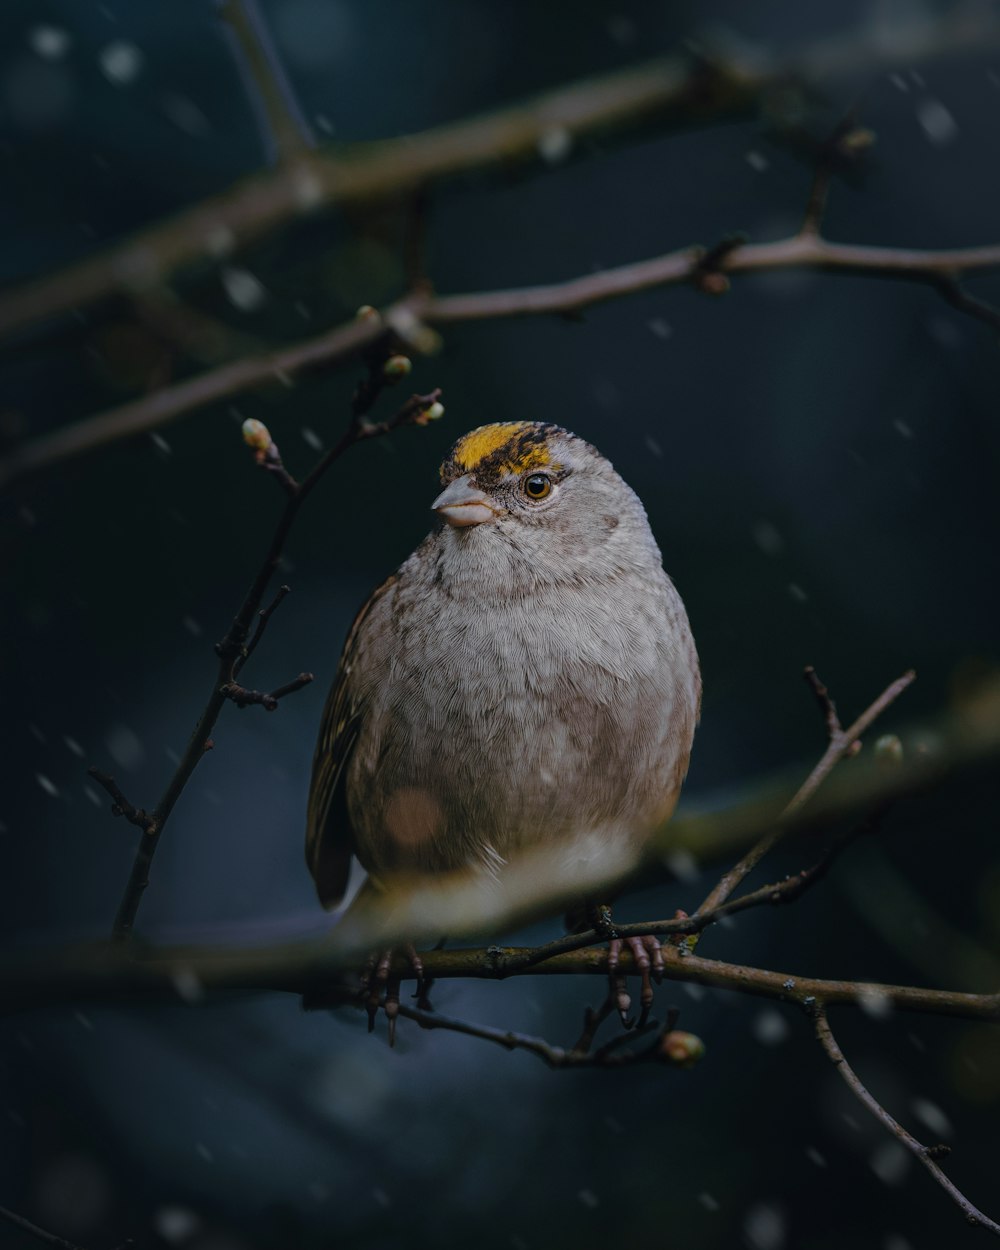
305;573;397;909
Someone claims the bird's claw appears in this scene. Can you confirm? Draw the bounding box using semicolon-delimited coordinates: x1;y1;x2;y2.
361;944;426;1046
607;934;664;1030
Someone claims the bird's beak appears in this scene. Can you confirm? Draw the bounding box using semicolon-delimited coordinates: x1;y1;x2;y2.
432;475;499;528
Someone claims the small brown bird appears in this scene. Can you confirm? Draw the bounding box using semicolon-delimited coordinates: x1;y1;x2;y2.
306;421;700;1023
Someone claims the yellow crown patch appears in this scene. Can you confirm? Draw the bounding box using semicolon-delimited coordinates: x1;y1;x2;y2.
451;423;547;471
449;421;559;476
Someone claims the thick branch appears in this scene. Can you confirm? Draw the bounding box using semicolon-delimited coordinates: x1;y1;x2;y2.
814;1006;1000;1236
0;6;997;339
3;940;998;1024
7;232;1000;485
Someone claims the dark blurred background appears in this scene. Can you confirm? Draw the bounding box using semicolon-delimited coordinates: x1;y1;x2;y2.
3;1;1000;1247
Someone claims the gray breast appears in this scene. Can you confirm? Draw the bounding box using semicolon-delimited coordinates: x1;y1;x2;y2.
344;532;699;879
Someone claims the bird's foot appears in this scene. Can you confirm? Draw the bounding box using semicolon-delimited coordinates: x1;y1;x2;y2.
360;944;426;1046
607;934;664;1029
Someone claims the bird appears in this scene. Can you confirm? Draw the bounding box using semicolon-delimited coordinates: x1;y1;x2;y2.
306;420;700;1033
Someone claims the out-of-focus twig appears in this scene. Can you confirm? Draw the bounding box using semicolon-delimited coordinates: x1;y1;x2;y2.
0;1203;120;1250
218;0;315;163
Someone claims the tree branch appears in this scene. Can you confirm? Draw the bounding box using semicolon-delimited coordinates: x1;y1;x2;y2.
390;999;686;1068
7;228;1000;486
86;768;156;834
1;5;997;340
0;1204;119;1250
217;0;314;163
696;667;914;917
4;939;999;1024
106;383;442;943
813;1006;1000;1236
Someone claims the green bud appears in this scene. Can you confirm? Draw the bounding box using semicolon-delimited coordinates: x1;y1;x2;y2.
424;401;445;421
874;733;904;766
241;418;271;453
355;304;380;322
659;1030;705;1068
383;355;413;380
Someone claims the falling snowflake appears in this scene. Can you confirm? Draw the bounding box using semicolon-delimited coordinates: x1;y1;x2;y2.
221;267;268;312
28;26;71;59
99;40;143;85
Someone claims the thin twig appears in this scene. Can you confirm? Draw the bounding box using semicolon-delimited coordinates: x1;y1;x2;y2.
217;0;314;162
86;769;155;834
7;230;1000;484
936;274;1000;334
813;1006;1000;1236
107;385;441;943
220;671;313;711
803;663;846;740
799;114;872;237
250;437;299;496
0;1204;103;1250
696;668;915;917
393;1000;669;1068
502;808;883;975
233;584;290;676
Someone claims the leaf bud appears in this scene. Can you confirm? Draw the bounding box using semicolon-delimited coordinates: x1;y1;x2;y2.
874;733;904;766
659;1030;706;1068
241;418;271;453
383;355;413;381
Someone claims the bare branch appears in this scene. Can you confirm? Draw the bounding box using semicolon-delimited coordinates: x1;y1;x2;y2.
8;228;1000;486
813;1006;1000;1237
220;671;313;711
503;808;885;975
1;7;997;340
108;383;442;944
695;668;914;917
935;273;1000;334
5;936;1000;1025
0;1203;111;1250
391;999;678;1068
233;584;290;677
799;115;874;237
86;768;155;835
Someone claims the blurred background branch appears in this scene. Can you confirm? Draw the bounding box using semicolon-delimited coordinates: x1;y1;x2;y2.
0;3;997;339
6;235;1000;484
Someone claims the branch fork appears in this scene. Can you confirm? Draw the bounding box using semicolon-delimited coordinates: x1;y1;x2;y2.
220;671;314;711
87;768;156;835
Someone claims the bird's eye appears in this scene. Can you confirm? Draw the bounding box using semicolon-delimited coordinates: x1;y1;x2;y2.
523;474;552;500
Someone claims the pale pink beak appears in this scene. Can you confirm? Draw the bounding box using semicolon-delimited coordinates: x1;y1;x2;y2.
432;475;498;528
